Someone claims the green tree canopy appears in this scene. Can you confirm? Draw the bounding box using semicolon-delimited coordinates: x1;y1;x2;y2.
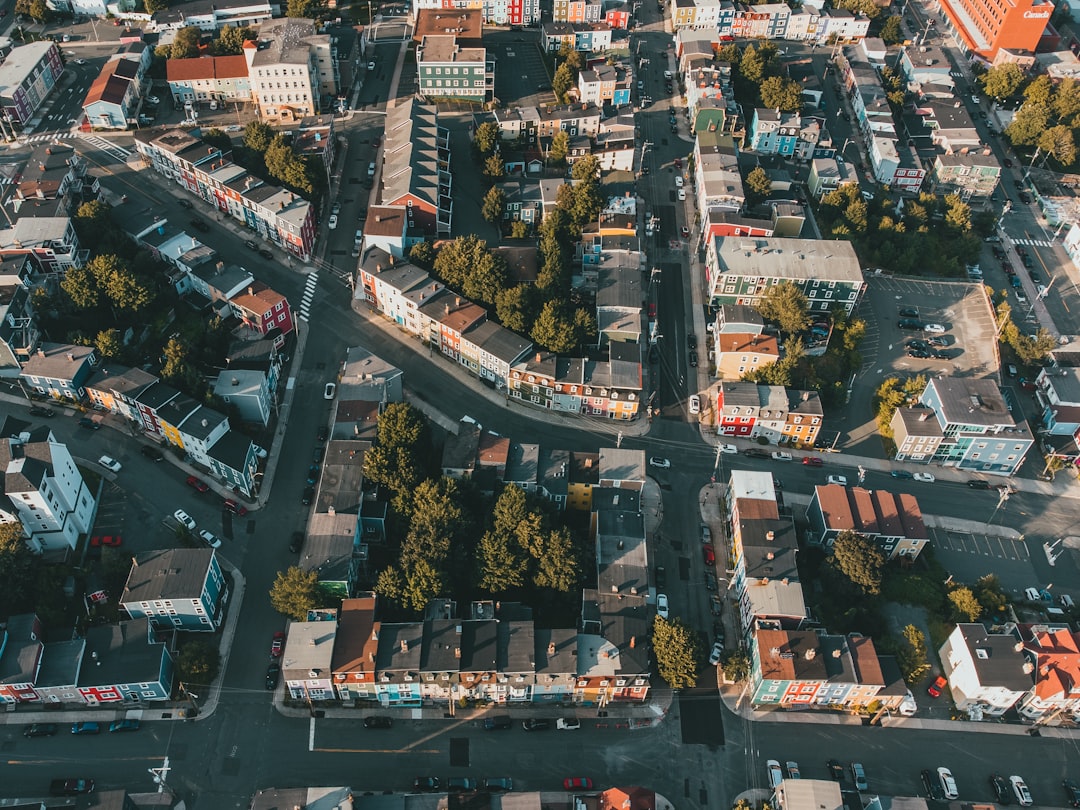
721;648;750;682
754;281;810;336
981;63;1024;100
433;235;506;306
495;284;537;332
211;25;255;55
409;240;435;269
177;638;221;686
552;63;575;104
745;166;772;204
244;120;274;153
265;134;314;194
143;0;168;12
286;0;318;17
94;329;123;359
549;130;570;164
0;522;30;619
1039;125;1077;166
828;530;886;596
896;624;931;683
60;263;100;309
473;121;499;156
531;300;578;353
269;566;322;620
483;153;504;179
759;76;802;112
653;616;701;689
947;585;983;622
1006;102;1050;146
482;186;505;224
169;26;202;59
879;15;903;45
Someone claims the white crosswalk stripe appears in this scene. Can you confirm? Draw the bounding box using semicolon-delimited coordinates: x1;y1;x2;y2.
298;272;318;322
1012;238;1052;248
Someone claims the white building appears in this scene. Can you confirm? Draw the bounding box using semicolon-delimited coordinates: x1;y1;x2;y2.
0;428;96;552
243;19;336;123
938;623;1030;717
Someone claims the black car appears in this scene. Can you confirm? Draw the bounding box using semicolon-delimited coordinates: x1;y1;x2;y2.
258;248;274;260
265;662;281;689
907;339;928;351
289;531;304;553
927;336;948;347
655;565;666;589
317;425;329;442
301;487;315;505
1029;270;1041;283
414;777;441;792
1023;255;1035;269
921;769;941;800
930;350;950;360
743;448;770;459
1019;191;1033;204
483;715;512;730
141;445;165;461
363;715;393;729
908;348;930;359
648;344;659;364
899;307;920;318
687;334;698;349
991;775;1012;805
177;198;193;209
828;759;844;781
28;405;55;417
24;723;58;738
1063;779;1080;808
967;479;991;490
522;718;551;731
898;319;924;331
78;417;100;430
188;217;209;233
688;350;698;367
891;470;913;479
313;446;325;463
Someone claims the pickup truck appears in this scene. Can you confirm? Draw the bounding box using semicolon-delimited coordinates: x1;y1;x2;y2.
50;778;95;795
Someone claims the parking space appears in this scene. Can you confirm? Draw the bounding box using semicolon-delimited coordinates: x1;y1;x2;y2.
862;276;998;379
488;30;551;106
928;526;1035;592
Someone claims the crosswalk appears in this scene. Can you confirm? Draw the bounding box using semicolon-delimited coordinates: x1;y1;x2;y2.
1012;238;1052;248
15;131;133;162
298;270;319;322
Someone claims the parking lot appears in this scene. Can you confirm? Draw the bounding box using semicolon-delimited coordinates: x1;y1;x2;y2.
928;526;1034;592
488;30;552;107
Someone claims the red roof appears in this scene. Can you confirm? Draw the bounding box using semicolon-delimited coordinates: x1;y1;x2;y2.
167;55;249;82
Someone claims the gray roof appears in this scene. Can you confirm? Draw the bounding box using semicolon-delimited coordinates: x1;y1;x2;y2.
0;42;56;90
300;513;357;585
466;319;533;364
282;617;338;680
534;627;579;677
19;342;94;380
79;618;163;689
376;622;424;676
503;442;539;487
36;639;85;687
122;548;215;603
178;403;228;440
894;406;945;437
0;614;42;684
459;620;498;673
598;447;645;485
207;429;254;471
421;619;461;675
956;623;1033;691
498;620;536;674
539;447;569;499
315;439;367;514
443;423;480;473
250;18;321;66
1045;367;1080;404
383;100;443;210
596;262;643;310
740;518;799;581
712;236;864;284
580;590;651;675
595;495;647;596
86;364;157;399
927;377;1015;428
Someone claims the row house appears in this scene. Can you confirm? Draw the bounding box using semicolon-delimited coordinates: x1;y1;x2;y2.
18;342;98;402
331;596;381;702
577;62;626;106
412;0;540;26
229;281;296;337
891;377;1033;475
694;129;746;213
930;151;1000;201
1016;625;1080;721
748;109;824;160
603;7;630;28
165;54;252;105
293;115;336;175
0;268;40;372
733;2;790;38
158;395;231;469
552;0;603;23
0;216;87;273
938;623;1035;717
14;144;98;213
508;343;642;420
1035;367;1080;461
808;156;857;199
713;332;779;380
283;611;338;702
134;128;317;261
121;548;228;632
213;368;274;425
715;381;823;446
868;133;926;192
0;425;96;553
491;103;602;142
417;35;493;102
593;131;635;172
150;0;274;32
685;60;735;126
705;235;866;315
673;0;726;29
380;100;453;238
805;484;930;560
497;178;543;224
541;21;578;52
750;627;901;709
413;9;484;48
0;42;64;127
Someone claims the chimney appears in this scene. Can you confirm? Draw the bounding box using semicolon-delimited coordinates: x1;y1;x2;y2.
548;642;556;656
66;352;74;362
248;286;255;296
455;296;461;306
454;646;461;658
766;531;775;541
400;639;408;653
231;378;239;386
536;352;542;362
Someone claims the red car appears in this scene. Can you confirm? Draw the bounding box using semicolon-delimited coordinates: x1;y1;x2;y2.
802;457;824;467
927;675;947;697
90;535;122;547
564;778;593;790
186;475;209;493
223;498;247;516
270;632;285;657
702;544;716;566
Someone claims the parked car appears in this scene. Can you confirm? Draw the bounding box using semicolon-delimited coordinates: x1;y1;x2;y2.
173;509;196;531
483;778;514;792
851;763;868;791
914;473;935;483
79;417;100;430
898;319;924;331
363;716;393;729
927;675;948;697
328;214;338;229
720;444;738;454
771;451;793;461
97;455;122;473
938;768;958;801
556;718;581;730
265;662;281;689
1063;779;1080;808
689;395;700;414
891;470;913;479
109;719;140;733
270;631;284;657
826;475;848;486
656;593;669;619
188;217;209;233
708;641;724;666
70;722;100;735
786;762;801;779
447;778;478;793
649;456;670;468
141;445;164;461
289;532;304;553
767;760;784;789
414;777;441;792
258;248;273;260
966;479;991;490
827;760;844;781
24;724;58;737
802;457;823;467
702;545;716;566
743;448;770;458
899;307;920;317
49;779;95;796
522;719;551;731
990;775;1011;805
28;405;55;417
301;487;315;505
563;777;593;790
177;198;194;209
923;323;946;334
197;529;221;548
223;498;247;516
186;475;209;493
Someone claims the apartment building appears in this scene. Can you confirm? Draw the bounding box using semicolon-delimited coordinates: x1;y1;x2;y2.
939;0;1052;61
380;100;453;238
150;0;274;31
165;55;252;105
805;484;930;560
244;19;338;123
416;35;492;102
0;42;64;127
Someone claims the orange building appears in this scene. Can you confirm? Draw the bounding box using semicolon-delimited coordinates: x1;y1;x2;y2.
939;0;1052;61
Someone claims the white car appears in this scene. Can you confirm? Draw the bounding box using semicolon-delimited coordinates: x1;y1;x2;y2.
74;58;86;65
688;394;700;414
556;718;580;730
368;60;376;70
656;593;669;619
198;529;222;549
97;455;122;473
923;323;946;334
173;509;196;531
938;768;958;801
367;162;376;177
826;475;848;486
913;472;935;482
771;451;793;461
649;456;670;469
708;641;724;666
1010;776;1032;806
1024;587;1042;602
678;188;686;201
898;691;917;716
324;382;336;400
720;443;738;455
327;214;338;229
766;760;784;789
674;175;683;188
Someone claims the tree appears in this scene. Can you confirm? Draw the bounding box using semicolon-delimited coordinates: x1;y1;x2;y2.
947;585;983;622
433;235;506;305
477;529;526;592
286;0;318;17
510;220;529;239
1039;125;1077;166
532;526;579;591
473;121;499;156
94;329;123;359
755;281;810;336
975;574;1008;617
0;522;30;619
402;558;443;613
740;44;767;84
570;155;600;181
1024;75;1054;106
943;193;971;232
86;254;152;315
401;477;462;572
879;15;903;45
558;43;583;71
483;153;504;179
495;284;536;332
161;336;197;389
981;63;1024;101
745;166;772;204
828;530;885;596
759;76;802;112
548;130;570;164
374;565;404;609
721;648;751;683
836;0;881;17
244;120;274;153
211;25;256;55
552;63;575;104
482;186;505;224
1006;102;1050;147
269;566;322;620
201;128;233;153
60;263;100;309
1052;78;1080;124
143;0;168;12
896;624;931;683
27;0;50;21
531;300;578;353
177;638;221;686
265;134;313;194
652;616;701;689
409;240;435;269
169;26;202;60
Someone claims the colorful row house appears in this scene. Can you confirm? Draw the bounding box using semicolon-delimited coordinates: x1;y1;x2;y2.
715;382;823;446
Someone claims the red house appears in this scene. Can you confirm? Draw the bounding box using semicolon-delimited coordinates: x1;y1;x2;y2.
229;282;295;337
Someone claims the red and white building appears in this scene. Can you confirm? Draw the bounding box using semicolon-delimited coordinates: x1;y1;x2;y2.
229;282;295;337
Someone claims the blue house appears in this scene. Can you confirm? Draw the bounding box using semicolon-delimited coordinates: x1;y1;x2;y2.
121;548;227;632
749;108;800;156
914;377;1034;475
77;618;176;704
19;343;99;402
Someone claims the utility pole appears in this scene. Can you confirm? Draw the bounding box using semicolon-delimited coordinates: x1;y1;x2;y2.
148;756;172;794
